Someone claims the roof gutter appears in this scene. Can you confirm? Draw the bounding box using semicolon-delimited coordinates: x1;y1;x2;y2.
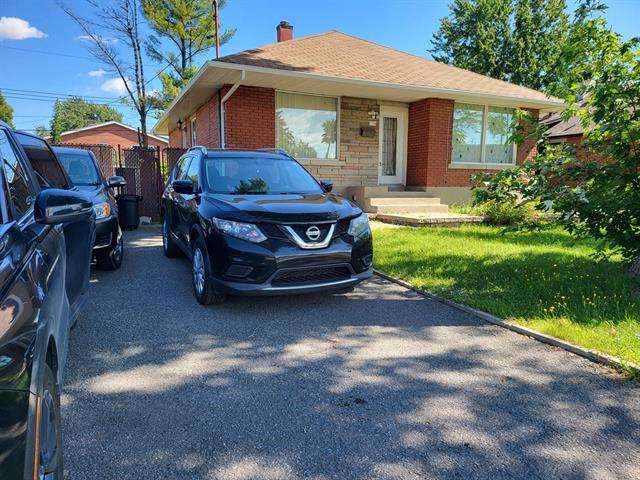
219;70;246;148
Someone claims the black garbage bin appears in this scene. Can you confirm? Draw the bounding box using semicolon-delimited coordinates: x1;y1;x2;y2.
116;194;142;230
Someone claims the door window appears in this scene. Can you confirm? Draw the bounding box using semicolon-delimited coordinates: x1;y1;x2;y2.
14;132;70;188
0;130;35;218
381;117;398;176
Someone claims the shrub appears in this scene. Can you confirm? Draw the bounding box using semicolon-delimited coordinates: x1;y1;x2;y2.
475;199;531;226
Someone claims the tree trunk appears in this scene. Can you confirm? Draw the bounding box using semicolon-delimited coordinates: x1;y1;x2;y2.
628;255;640;279
139;112;148;149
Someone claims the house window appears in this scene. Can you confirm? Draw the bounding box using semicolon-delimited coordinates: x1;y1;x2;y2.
190;117;197;146
452;103;516;165
276;92;338;159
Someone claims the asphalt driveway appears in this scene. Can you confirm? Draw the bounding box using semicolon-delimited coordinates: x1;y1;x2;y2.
62;227;640;479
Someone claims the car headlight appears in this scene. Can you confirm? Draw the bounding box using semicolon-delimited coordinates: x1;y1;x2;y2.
212;218;266;243
348;213;371;237
93;202;111;219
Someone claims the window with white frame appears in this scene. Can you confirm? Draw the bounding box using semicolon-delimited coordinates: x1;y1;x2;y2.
190;117;197;146
452;103;516;165
276;92;338;159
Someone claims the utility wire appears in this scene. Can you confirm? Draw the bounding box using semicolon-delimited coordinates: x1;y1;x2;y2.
0;45;94;61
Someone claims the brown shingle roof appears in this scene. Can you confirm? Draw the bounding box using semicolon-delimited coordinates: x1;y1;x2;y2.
218;31;558;104
540;98;589;138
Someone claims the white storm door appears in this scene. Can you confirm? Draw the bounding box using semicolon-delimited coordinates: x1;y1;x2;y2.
378;106;407;185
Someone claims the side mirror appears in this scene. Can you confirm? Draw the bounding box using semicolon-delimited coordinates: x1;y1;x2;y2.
320;180;333;193
172;179;195;194
107;175;127;188
34;189;93;225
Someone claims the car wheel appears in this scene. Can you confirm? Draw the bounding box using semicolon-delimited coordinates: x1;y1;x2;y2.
35;364;64;480
162;216;179;258
96;231;124;270
192;236;225;305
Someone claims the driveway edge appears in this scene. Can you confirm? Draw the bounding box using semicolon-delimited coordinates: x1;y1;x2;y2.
373;269;640;376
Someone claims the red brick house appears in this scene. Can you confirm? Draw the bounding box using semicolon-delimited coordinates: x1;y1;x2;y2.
59;121;168;150
153;22;563;211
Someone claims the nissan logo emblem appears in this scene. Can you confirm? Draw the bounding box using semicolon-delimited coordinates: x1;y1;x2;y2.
306;226;321;241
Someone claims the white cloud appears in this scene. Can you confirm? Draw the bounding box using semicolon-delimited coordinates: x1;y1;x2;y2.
88;68;107;78
100;78;129;95
76;34;118;44
0;17;46;40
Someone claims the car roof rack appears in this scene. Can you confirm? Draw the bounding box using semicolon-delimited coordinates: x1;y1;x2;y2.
195;147;294;159
187;145;208;155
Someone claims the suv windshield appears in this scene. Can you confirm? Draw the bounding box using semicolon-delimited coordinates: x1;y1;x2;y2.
56;152;101;186
204;156;323;195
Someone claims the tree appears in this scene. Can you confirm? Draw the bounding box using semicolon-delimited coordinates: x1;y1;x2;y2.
142;0;236;108
62;0;155;148
511;0;569;89
430;0;569;90
0;90;14;128
49;97;122;143
430;0;513;82
473;1;640;274
34;125;50;138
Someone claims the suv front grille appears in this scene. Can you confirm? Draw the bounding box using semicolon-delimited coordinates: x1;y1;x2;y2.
258;223;287;239
271;266;351;286
260;220;350;242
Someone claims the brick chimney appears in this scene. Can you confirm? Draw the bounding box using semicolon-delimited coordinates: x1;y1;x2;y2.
276;21;293;42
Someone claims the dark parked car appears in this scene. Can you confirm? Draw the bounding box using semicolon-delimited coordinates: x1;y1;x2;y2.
161;147;373;305
0;121;95;479
53;147;127;270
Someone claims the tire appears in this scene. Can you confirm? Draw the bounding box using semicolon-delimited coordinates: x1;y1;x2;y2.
96;230;124;270
192;236;225;305
35;364;64;480
162;215;180;258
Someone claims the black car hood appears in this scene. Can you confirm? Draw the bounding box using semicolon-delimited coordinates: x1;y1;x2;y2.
75;184;107;204
202;193;361;223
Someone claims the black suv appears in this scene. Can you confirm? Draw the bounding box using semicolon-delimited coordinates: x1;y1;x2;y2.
0;121;95;479
161;147;373;304
53;147;127;270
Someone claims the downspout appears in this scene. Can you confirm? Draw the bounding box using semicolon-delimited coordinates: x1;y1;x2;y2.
220;70;246;148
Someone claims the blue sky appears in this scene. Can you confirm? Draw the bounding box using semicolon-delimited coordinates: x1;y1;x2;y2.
0;0;637;134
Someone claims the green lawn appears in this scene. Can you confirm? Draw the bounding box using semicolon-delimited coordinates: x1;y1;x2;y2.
372;223;640;365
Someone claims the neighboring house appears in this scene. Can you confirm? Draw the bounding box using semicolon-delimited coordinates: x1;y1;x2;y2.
540;98;603;162
59;121;169;150
152;21;564;210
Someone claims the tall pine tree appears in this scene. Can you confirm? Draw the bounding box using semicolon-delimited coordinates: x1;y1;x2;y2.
142;0;236;108
430;0;569;90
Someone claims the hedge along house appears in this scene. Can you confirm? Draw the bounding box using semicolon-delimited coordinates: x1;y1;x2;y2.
153;21;564;213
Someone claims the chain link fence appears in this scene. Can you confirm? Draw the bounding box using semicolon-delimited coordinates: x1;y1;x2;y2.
54;143;168;221
161;147;187;181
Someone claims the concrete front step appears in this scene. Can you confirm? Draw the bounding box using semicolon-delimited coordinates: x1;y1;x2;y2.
368;197;442;206
366;191;442;198
371;204;450;214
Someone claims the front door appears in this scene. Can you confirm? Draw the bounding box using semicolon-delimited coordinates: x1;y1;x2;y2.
378;106;407;185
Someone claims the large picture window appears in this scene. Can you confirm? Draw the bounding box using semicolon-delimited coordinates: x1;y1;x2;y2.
276;92;338;159
452;103;516;165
